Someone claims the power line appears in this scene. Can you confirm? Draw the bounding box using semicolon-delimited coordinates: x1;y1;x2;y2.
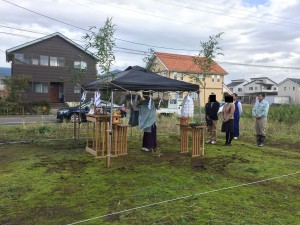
87;0;216;31
218;61;300;70
175;0;300;25
0;24;49;35
154;0;300;28
0;31;37;39
194;0;300;23
2;28;300;71
1;0;90;32
1;0;199;52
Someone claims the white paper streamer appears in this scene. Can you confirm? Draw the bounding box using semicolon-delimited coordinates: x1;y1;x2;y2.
181;94;194;117
94;91;101;107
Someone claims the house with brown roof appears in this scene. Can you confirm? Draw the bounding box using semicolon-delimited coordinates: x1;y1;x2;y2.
152;52;228;105
6;32;97;103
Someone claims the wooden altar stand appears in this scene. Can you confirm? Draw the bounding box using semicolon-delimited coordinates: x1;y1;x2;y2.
178;124;206;157
85;114;129;159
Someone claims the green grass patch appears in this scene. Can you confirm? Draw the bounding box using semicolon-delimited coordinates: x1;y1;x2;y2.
0;106;300;224
0;135;299;224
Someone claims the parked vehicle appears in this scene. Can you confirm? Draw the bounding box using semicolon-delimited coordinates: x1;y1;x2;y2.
156;99;182;116
56;100;126;122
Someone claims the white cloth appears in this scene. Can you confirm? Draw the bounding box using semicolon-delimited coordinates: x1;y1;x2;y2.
81;91;87;101
94;91;101;107
181;95;194;117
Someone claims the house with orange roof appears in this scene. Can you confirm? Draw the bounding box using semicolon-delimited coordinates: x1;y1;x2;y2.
152;52;228;106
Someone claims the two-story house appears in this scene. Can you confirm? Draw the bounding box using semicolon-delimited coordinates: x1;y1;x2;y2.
243;77;278;103
152;52;228;106
227;79;248;97
278;78;300;104
6;32;97;103
244;77;278;95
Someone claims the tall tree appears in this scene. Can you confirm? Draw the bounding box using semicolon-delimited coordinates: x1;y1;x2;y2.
83;17;116;168
143;48;157;72
83;17;116;81
192;32;224;105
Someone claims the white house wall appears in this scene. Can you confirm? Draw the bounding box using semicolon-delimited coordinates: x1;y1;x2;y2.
244;83;277;94
278;80;300;104
230;82;247;96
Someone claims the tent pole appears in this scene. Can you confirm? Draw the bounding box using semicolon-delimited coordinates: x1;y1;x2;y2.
107;90;113;168
198;90;202;124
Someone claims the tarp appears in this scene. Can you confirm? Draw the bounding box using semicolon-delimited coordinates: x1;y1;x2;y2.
82;66;199;92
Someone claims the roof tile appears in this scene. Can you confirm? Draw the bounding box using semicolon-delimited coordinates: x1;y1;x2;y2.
155;52;227;75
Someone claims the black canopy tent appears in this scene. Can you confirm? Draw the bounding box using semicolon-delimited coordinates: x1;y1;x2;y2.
82;66;199;92
81;66;201;168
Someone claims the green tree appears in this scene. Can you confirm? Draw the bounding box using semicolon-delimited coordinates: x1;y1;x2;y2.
83;17;116;81
83;17;116;168
2;74;31;102
143;48;157;71
192;32;224;104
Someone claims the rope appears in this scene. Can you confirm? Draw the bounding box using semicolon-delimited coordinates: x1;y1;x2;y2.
68;171;299;225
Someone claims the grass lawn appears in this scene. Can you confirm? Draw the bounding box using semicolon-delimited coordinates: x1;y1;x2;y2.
0;125;299;225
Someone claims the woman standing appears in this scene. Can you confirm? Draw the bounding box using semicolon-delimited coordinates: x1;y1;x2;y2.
221;96;235;146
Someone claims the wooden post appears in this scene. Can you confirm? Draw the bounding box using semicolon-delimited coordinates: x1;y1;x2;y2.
180;125;189;153
86;120;89;149
73;114;77;145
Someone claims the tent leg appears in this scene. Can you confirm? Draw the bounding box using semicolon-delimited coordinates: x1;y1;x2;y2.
107;90;114;168
198;91;202;124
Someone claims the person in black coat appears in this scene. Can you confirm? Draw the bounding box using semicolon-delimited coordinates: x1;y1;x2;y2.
205;94;220;144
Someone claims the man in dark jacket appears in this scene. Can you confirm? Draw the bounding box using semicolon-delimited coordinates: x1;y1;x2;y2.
205;94;220;144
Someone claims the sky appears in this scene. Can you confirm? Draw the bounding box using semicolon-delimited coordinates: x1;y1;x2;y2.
0;0;300;84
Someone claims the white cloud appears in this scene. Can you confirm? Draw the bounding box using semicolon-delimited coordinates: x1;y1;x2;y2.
1;0;300;84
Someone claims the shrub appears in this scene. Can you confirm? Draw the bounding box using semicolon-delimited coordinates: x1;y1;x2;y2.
0;100;51;115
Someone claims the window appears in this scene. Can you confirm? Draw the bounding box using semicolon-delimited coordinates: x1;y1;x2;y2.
40;55;49;66
173;72;177;80
212;75;215;82
50;56;65;67
32;55;40;65
174;91;183;99
74;86;81;94
179;92;183;99
23;55;32;64
238;88;242;92
255;87;258;90
217;75;220;82
293;87;295;91
201;75;205;81
191;92;198;100
14;53;24;64
35;83;48;93
50;57;65;67
14;53;32;65
273;87;277;90
284;87;286;91
74;61;87;69
180;73;184;81
249;87;253;90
